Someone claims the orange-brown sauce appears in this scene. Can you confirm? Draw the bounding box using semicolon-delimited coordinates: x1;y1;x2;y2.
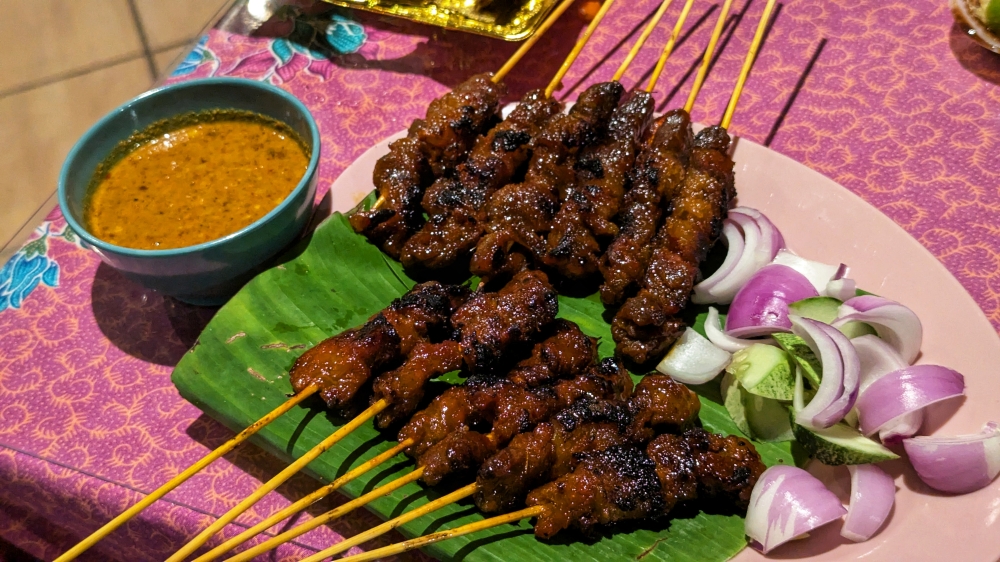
84;111;310;250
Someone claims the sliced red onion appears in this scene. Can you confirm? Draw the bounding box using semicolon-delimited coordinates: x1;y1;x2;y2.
791;316;860;429
693;207;784;305
771;249;843;295
841;464;895;542
704;307;774;352
692;221;746;304
855;365;965;436
903;423;1000;494
834;296;923;364
726;265;819;338
853;335;923;442
732;206;785;257
745;465;847;554
826;278;856;301
656;327;732;384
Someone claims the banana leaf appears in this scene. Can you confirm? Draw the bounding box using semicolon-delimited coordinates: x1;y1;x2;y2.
172;204;799;561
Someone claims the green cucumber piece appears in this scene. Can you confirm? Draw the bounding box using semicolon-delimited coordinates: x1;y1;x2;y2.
726;343;795;401
772;332;822;388
721;372;752;436
788;296;841;323
788;296;876;338
721;373;794;442
839;321;877;338
791;417;899;465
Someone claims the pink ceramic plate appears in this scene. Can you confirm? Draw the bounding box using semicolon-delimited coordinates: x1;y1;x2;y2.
327;122;1000;561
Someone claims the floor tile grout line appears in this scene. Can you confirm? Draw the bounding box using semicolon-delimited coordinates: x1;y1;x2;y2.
0;37;199;101
125;0;158;81
0;192;57;256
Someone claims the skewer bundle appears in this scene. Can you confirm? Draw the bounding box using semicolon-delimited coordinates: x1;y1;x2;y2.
56;0;781;560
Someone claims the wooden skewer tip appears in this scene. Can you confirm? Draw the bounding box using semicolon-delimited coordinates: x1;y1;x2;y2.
720;0;777;130
683;0;736;113
545;0;621;98
612;0;675;82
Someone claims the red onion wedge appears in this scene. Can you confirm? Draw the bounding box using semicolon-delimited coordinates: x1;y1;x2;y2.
841;464;895;542
726;265;818;338
772;249;844;295
705;307;774;352
656;327;731;384
693;207;784;305
790;316;860;429
855;365;965;436
745;465;847;554
834;296;923;364
826;278;856;301
853;335;924;442
904;423;1000;494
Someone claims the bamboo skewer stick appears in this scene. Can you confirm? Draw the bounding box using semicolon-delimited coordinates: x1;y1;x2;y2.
612;0;675;82
52;385;320;562
340;506;545;562
165;400;388;562
223;469;427;562
720;0;776;129
645;0;698;93
311;7;782;562
494;0;578;83
300;483;479;562
545;0;620;97
192;439;414;562
683;0;736;113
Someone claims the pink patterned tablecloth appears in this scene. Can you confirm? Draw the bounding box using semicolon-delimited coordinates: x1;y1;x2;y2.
1;0;999;560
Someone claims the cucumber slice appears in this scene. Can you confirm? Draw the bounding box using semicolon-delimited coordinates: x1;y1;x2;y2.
746;393;795;442
792;417;899;465
772;332;822;388
721;372;752;436
839;320;877;339
722;373;794;442
788;296;841;323
726;343;795;401
788;296;876;338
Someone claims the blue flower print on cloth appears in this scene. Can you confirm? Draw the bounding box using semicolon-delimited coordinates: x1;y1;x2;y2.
0;230;59;313
324;13;367;54
172;35;216;77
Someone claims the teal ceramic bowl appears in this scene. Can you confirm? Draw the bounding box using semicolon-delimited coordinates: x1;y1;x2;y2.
58;78;321;306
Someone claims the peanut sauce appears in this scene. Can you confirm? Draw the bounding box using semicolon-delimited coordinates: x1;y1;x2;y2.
84;110;309;250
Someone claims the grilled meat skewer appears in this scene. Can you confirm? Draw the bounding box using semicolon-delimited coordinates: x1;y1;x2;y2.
400;90;564;270
527;428;765;538
612;126;735;364
600;109;693;305
475;374;699;513
470;81;625;283
349;74;505;258
543;90;655;279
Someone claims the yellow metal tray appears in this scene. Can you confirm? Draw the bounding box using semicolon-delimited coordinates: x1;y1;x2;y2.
321;0;561;40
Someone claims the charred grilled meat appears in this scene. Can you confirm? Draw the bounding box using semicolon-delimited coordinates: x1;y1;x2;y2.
612;126;735;364
526;429;764;539
350;74;504;258
475;374;699;513
414;358;633;485
396;320;600;458
289;282;470;412
470;82;625;282
600;109;693;305
400;90;564;270
451;269;559;375
543;91;655;280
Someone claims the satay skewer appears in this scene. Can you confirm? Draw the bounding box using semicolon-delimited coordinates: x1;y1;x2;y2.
646;0;697;92
324;4;779;559
612;0;676;82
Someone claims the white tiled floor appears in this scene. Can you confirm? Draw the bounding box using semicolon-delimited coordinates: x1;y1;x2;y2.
0;0;232;266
